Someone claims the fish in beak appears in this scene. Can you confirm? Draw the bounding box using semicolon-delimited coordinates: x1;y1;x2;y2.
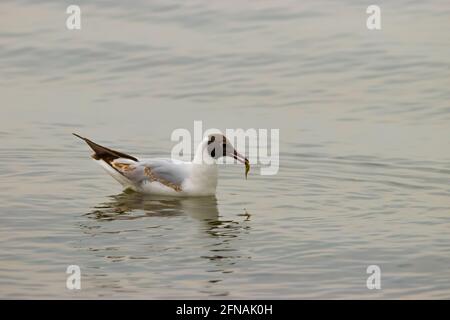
233;150;250;179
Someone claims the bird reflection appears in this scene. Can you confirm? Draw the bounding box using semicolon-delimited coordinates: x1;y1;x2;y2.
81;190;252;298
85;189;219;222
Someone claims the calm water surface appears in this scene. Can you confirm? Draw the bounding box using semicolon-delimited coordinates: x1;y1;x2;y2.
0;0;449;298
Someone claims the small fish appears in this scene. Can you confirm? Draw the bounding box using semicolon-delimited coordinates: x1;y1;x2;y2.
245;159;250;179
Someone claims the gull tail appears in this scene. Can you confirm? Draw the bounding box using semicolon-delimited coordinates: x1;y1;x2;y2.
72;133;138;163
73;133;139;189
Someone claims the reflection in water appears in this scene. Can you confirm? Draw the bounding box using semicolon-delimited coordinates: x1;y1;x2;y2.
85;190;220;222
78;191;251;297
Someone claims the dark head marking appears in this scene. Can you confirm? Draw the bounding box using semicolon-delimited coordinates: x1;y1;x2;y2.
206;134;228;159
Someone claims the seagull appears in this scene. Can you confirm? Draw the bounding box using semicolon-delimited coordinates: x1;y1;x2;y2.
73;133;249;196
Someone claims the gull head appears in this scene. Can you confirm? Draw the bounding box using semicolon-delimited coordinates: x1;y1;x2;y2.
206;134;250;179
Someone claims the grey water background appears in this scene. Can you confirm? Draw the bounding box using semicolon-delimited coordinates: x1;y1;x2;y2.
0;0;449;299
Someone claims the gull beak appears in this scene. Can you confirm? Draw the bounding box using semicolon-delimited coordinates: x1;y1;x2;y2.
232;150;250;179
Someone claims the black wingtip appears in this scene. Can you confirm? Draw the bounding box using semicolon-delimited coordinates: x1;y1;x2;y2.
72;133;85;140
73;133;138;163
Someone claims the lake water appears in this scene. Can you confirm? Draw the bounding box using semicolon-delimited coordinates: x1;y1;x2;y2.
0;0;449;299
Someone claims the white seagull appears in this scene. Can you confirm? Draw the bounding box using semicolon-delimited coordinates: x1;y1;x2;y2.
73;133;249;196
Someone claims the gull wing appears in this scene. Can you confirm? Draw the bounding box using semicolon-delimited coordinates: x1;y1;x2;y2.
111;158;191;191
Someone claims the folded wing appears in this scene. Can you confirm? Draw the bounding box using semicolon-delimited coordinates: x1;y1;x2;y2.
112;158;190;192
74;133;190;192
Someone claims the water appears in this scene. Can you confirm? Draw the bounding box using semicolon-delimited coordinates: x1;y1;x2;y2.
0;0;449;299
